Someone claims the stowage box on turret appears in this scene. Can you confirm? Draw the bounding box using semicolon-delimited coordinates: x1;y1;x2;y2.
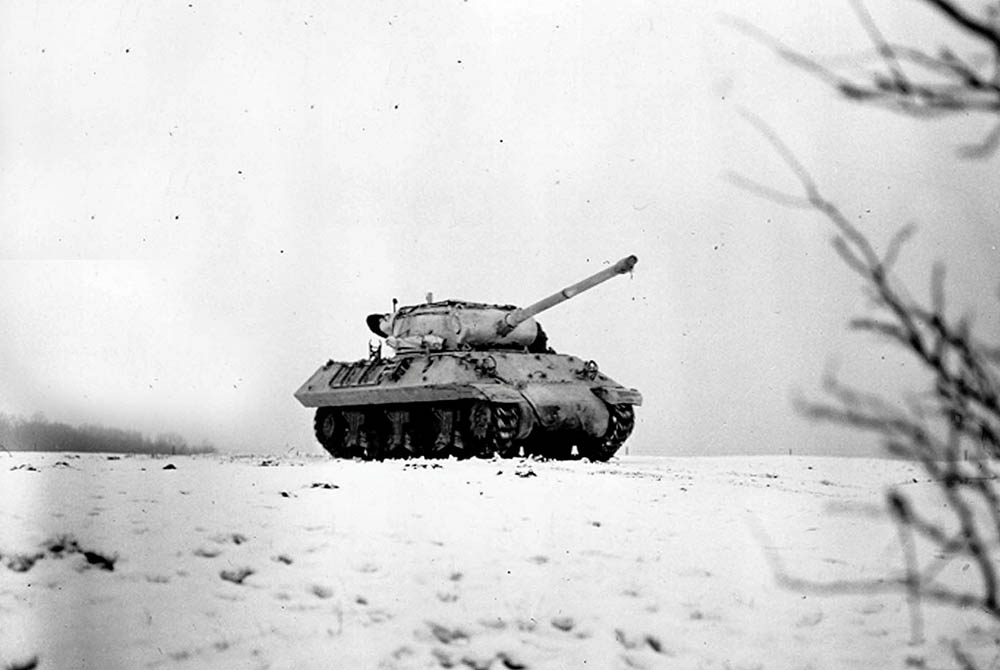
295;255;642;461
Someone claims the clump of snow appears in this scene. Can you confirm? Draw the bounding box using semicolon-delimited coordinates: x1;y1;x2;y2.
0;452;991;669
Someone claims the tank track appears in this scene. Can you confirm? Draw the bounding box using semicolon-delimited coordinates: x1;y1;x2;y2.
313;401;634;462
313;401;522;461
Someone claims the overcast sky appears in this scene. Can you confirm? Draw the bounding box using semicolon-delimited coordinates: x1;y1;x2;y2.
1;0;997;456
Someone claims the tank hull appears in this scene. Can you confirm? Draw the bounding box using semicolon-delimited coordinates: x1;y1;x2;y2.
295;351;642;461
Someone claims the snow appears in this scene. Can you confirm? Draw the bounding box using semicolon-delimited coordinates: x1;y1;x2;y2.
0;452;992;669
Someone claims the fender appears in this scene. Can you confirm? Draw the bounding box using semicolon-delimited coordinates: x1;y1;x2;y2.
517;383;610;438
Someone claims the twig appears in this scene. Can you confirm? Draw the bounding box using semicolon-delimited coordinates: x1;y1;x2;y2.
723;171;814;209
922;0;1000;64
739;105;1000;636
849;0;911;92
735;4;1000;666
728;2;1000;152
952;639;981;670
890;490;925;645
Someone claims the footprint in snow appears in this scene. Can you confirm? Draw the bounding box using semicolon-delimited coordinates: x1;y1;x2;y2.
431;648;526;670
858;601;885;615
219;567;254;584
2;553;44;573
4;654;39;670
310;584;334;599
193;547;222;558
427;622;469;645
551;616;574;632
795;610;824;627
615;629;666;654
80;550;117;571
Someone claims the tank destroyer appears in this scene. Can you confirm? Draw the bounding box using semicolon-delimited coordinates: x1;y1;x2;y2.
295;255;642;461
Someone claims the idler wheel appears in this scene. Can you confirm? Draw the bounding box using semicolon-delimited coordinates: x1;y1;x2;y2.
577;404;635;462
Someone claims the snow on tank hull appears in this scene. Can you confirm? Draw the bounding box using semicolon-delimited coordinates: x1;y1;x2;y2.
295;351;642;461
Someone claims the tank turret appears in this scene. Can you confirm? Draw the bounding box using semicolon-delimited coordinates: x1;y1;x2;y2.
367;255;638;354
296;255;642;462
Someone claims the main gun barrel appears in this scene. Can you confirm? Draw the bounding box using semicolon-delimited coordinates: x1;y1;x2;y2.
499;255;637;334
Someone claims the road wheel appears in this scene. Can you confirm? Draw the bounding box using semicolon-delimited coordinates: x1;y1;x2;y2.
413;405;454;459
314;408;346;458
463;402;518;459
493;405;520;458
360;409;388;461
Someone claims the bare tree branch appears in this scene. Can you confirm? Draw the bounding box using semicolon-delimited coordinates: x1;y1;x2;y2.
882;222;917;270
922;0;1000;62
723;171;814;209
729;1;1000;154
736;6;1000;664
740;106;1000;664
891;491;926;645
721;16;861;91
849;0;912;92
958;120;1000;158
952;640;980;670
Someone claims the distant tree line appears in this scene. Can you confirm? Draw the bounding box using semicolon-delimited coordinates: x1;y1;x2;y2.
0;413;217;455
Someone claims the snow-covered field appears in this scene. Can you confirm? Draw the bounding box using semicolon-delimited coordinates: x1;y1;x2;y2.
0;452;993;669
